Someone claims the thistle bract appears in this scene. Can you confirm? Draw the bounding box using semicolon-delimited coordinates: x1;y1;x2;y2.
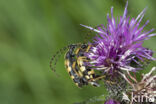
120;67;156;103
82;2;155;74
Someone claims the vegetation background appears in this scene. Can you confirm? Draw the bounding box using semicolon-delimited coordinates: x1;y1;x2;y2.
0;0;155;104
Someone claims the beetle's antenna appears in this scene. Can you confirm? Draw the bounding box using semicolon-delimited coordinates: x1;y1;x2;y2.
50;46;67;72
50;43;81;74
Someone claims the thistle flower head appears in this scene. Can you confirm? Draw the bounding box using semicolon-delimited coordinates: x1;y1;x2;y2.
104;99;120;104
82;2;155;74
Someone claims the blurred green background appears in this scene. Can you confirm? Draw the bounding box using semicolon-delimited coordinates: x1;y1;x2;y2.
0;0;155;104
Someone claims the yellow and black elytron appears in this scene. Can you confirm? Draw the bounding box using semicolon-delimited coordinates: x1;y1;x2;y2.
50;44;105;87
64;44;105;87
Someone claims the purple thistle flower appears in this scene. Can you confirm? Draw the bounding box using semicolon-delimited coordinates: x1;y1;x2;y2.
104;99;120;104
81;2;155;74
